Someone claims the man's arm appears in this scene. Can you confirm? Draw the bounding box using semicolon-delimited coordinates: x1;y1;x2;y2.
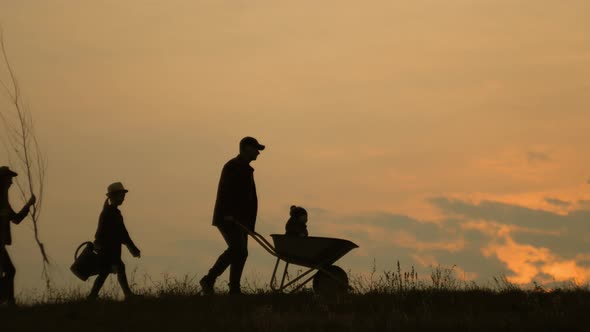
217;163;241;222
10;205;30;225
11;195;35;225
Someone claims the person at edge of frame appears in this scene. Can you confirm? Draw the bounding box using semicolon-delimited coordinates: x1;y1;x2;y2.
0;166;36;306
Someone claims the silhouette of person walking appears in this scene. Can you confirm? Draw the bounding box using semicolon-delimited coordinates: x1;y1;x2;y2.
200;137;265;295
0;166;36;306
88;182;141;300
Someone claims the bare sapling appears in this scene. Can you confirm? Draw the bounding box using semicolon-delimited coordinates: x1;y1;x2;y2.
0;26;50;289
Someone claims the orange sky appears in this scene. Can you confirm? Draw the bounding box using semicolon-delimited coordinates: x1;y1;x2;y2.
1;0;589;293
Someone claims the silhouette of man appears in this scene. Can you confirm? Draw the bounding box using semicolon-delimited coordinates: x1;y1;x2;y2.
0;166;36;306
88;182;141;300
200;136;265;295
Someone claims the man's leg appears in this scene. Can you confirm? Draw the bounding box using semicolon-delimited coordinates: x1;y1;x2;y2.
200;224;244;293
0;247;16;304
0;247;7;302
228;229;248;294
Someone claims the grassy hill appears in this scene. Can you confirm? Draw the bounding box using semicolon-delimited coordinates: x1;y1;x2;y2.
2;265;589;331
3;289;590;331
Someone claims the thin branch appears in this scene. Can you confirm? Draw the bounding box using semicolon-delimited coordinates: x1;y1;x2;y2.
0;26;50;284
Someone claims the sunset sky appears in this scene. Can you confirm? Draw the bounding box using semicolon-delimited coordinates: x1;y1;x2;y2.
1;1;589;293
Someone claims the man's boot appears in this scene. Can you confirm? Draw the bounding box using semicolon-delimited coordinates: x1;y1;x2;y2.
200;275;216;295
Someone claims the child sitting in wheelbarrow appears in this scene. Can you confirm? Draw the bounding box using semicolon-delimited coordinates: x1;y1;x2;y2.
285;205;308;237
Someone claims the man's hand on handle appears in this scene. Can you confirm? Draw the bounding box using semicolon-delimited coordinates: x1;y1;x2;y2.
224;216;244;228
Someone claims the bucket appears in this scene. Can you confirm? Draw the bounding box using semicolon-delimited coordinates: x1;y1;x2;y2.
70;241;99;281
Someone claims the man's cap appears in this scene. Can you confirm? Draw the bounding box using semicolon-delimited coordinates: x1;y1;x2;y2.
240;136;265;151
0;166;18;178
107;182;129;195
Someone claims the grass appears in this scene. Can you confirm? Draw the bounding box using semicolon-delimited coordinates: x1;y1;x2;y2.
2;263;590;331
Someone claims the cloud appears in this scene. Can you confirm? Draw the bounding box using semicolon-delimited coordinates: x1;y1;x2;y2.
544;197;572;208
428;197;581;232
308;211;496;279
579;200;590;210
305;206;331;216
305;197;590;284
260;197;590;286
432;197;590;256
318;212;461;245
526;150;551;164
431;197;590;283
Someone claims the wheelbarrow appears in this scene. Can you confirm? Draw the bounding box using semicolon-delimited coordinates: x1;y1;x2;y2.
235;222;358;295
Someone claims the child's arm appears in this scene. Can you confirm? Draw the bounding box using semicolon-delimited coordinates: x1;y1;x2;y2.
121;222;140;257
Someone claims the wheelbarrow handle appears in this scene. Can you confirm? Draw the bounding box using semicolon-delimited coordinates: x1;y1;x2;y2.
233;221;278;257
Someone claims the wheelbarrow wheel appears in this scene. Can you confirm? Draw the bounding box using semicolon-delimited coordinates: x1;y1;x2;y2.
313;265;349;296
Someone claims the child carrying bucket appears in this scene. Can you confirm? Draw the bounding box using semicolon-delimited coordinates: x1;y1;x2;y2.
87;182;141;300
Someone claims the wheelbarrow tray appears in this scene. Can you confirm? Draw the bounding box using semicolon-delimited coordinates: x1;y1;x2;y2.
232;222;359;293
270;234;358;268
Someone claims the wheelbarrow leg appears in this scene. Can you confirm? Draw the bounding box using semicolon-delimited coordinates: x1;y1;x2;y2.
270;257;281;291
280;263;290;289
276;267;316;292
